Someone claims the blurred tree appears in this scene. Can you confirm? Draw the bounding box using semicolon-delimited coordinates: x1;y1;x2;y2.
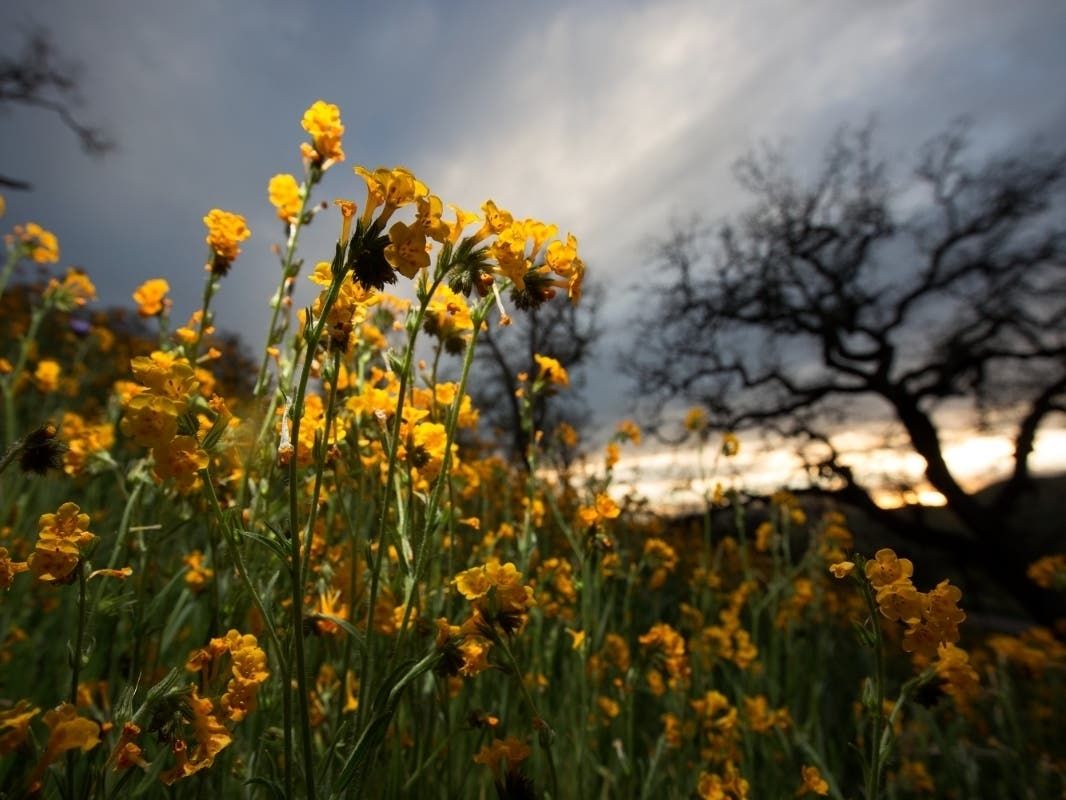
627;123;1066;622
1;26;114;190
471;284;602;468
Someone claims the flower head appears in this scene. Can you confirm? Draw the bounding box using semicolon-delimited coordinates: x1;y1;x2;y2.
13;222;60;263
132;278;171;317
301;100;345;165
203;209;250;275
269;174;303;223
29;502;95;583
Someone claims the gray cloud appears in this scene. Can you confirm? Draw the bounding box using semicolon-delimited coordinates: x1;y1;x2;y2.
2;0;1064;439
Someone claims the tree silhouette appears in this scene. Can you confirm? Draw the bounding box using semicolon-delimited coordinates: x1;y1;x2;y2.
472;284;602;468
1;27;114;190
627;123;1066;622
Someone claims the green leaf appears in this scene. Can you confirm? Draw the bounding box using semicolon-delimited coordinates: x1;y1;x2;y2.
245;776;286;800
309;614;366;655
239;529;291;565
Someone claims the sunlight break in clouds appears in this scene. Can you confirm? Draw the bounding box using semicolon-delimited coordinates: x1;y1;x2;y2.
604;425;1066;513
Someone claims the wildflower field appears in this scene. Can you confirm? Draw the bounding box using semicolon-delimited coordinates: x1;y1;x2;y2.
0;100;1063;799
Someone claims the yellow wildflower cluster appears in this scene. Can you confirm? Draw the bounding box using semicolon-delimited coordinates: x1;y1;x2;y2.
202;208;250;274
473;736;533;796
120;351;208;492
534;557;578;619
132;278;171;317
639;622;690;695
1026;553;1066;589
28;502;94;584
11;222;60;263
424;284;474;354
437;560;536;680
694;582;759;670
167;631;269;783
301;99;345;166
863;548;966;658
26;704;100;792
59;411;114;476
43;267;96;311
269;173;303;222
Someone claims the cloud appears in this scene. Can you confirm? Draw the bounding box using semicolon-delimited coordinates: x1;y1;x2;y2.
2;0;1064;438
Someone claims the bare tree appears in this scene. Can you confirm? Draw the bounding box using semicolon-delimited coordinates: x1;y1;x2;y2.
627;122;1066;621
1;27;114;190
472;284;602;467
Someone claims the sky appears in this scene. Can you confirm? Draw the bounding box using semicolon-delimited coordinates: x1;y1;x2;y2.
3;0;1065;505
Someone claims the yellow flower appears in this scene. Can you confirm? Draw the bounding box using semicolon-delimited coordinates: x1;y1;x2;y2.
29;502;95;584
301;100;345;164
0;547;29;590
425;285;474;353
721;432;740;457
934;643;979;705
475;200;514;241
578;492;620;527
567;628;587;650
1027;553;1066;589
415;194;450;243
28;704;100;790
410;420;448;478
130;351;199;411
455;565;494;601
0;700;39;755
799;765;830;796
605;441;621;469
473;736;531;774
453;559;535;635
202;208;250;273
545;232;578;274
111;722;150;771
14;222;60;263
269;173;302;222
876;581;924;623
616;419;642;444
533;354;569;387
45;268;97;309
448;204;480;242
33;360;61;393
639;623;689;692
828;561;855;579
458;637;492;677
132;278;170;317
864;548;913;589
384;220;430;279
183;550;214;593
335;198;358;243
120;392;181;447
313;589;348;636
151;435;209;492
684;406;709;434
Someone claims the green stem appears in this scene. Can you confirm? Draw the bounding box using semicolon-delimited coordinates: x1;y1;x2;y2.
356;272;444;725
286;254;350;800
860;578;887;800
68;564;88;799
200;467;292;798
0;432;26;478
300;349;342;592
189;273;219;362
498;633;559;799
393;294;494;655
2;304;46;449
0;245;20;305
254;172;315;397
